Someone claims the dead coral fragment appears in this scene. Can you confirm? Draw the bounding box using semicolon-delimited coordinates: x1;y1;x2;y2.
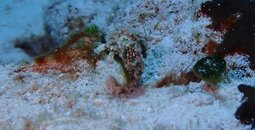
193;55;226;83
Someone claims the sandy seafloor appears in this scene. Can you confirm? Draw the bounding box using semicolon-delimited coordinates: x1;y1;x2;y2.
0;0;254;130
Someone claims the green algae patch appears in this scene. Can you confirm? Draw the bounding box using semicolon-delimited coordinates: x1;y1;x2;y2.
193;55;226;83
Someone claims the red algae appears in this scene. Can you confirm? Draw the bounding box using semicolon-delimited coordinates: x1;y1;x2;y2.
156;72;201;88
106;77;145;98
206;14;240;33
19;31;102;73
201;40;218;56
200;0;255;68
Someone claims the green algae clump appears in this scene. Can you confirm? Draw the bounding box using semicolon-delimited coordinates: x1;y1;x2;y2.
83;24;100;37
193;55;226;83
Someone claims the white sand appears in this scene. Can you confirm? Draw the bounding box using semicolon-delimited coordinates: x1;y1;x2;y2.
0;0;253;130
